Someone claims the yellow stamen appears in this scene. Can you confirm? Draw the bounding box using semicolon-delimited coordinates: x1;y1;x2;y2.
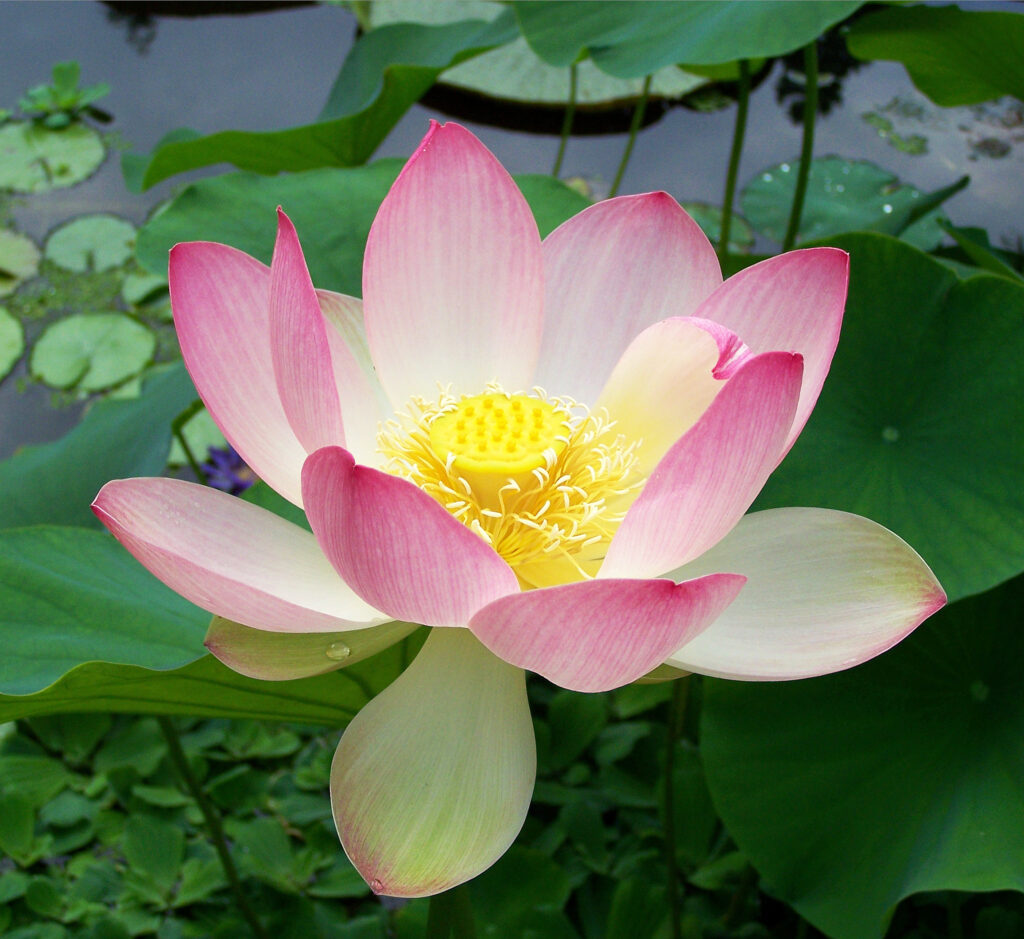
378;384;644;587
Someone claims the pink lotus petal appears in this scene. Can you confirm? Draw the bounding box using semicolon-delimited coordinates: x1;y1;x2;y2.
469;573;745;693
302;447;520;627
601;351;803;579
170;242;307;505
269;209;346;453
535;193;722;403
363;122;544;408
596;316;751;477
665;508;947;679
92;477;385;633
332;628;534;897
694;248;848;454
316;289;389;467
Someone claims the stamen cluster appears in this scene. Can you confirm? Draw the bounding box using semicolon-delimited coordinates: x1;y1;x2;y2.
378;385;644;586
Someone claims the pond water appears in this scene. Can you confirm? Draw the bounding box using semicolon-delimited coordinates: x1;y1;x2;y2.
2;0;1022;458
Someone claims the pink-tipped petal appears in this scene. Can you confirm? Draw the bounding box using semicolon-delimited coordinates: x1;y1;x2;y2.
601;351;803;579
664;508;947;679
270;209;346;453
469;573;745;693
693;248;848;453
596;316;751;477
316;289;390;467
204;616;417;681
536;193;722;403
170;242;307;505
363;122;544;407
332;627;535;897
302;447;520;627
92;478;386;633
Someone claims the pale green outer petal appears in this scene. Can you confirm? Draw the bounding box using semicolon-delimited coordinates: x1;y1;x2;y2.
331;628;535;897
204;616;418;681
664;508;946;680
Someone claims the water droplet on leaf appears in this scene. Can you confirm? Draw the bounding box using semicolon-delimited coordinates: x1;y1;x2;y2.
326;641;351;661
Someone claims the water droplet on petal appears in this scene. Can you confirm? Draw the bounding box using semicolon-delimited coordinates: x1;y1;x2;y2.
326;641;351;661
370;878;385;894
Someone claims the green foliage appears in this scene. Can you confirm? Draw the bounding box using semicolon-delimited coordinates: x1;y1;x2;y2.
702;573;1024;938
514;1;863;74
0;303;24;380
18;61;110;129
123;13;517;191
0;121;106;193
740;157;966;250
846;5;1024;106
755;233;1024;602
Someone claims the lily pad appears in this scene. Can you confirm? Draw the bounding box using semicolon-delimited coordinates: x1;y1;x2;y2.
0;229;41;296
0;306;24;381
30;312;155;391
0;121;105;193
701;572;1024;939
755;232;1024;603
367;1;706;106
740;157;961;250
680;202;754;253
121;270;168;307
44;214;136;273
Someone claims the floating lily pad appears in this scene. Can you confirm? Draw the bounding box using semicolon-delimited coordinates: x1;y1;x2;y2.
0;121;105;193
755;233;1024;603
680;202;754;254
30;312;155;392
0;229;41;296
702;572;1024;939
0;306;24;382
367;1;706;106
44;214;136;273
120;270;167;306
740;157;955;250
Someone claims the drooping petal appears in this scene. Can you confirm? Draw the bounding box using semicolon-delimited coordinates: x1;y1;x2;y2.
204;616;417;681
170;242;306;505
302;447;520;627
664;508;946;679
600;352;803;579
316;289;390;467
535;192;722;403
596;316;751;477
331;627;535;898
693;248;848;453
92;477;385;633
362;122;544;408
269;209;345;454
469;574;745;693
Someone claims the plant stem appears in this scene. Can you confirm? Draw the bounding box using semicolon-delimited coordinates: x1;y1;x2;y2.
157;716;268;939
719;59;751;256
609;75;652;198
552;63;578;177
426;885;477;939
171;399;207;482
782;42;819;252
663;676;690;939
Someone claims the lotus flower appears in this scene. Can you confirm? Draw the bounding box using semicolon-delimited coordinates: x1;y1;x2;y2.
93;122;945;898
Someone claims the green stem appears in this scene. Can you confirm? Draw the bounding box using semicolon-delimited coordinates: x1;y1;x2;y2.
171;399;207;482
782;42;819;252
609;75;652;198
663;677;690;939
426;885;477;939
552;63;578;177
157;717;269;939
719;59;751;256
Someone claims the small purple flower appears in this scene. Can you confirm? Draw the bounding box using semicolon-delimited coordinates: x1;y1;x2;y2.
202;445;255;496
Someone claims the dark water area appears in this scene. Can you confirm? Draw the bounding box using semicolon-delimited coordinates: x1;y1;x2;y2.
1;1;1022;457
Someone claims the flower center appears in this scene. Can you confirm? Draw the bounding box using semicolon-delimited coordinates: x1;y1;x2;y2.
379;385;644;588
427;393;570;494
